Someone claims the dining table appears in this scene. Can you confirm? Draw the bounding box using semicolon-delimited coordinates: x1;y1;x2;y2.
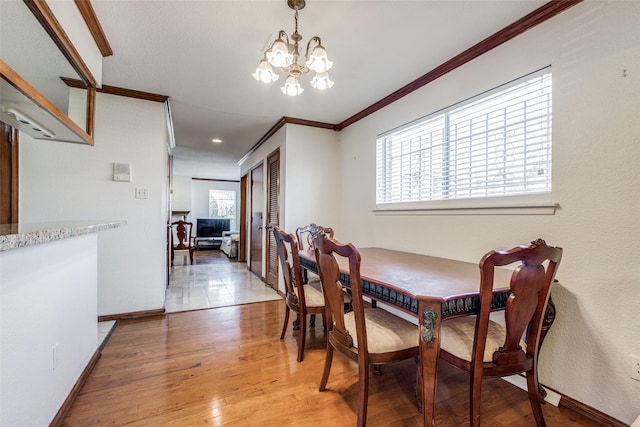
298;246;555;426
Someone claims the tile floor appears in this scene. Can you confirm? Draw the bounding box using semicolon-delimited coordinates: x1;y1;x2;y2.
98;320;116;348
98;252;282;347
164;254;282;313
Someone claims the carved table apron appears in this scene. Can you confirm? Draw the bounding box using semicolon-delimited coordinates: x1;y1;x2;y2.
299;247;556;426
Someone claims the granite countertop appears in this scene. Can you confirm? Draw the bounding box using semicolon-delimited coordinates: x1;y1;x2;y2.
0;221;126;252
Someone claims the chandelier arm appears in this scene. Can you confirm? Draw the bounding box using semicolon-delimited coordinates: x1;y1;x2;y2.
277;30;290;47
304;36;322;59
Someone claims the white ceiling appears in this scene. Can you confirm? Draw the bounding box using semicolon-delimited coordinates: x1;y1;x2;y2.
90;0;549;180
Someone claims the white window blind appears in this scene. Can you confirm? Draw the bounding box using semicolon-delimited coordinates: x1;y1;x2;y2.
376;69;552;205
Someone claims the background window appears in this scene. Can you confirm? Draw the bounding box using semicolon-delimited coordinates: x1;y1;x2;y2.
376;69;552;205
209;190;236;230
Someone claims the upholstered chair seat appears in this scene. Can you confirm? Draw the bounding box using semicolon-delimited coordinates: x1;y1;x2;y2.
302;283;325;308
441;317;526;363
344;308;418;354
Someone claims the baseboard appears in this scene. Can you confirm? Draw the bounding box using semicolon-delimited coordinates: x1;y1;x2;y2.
559;394;628;427
502;375;627;426
98;307;165;322
49;350;101;427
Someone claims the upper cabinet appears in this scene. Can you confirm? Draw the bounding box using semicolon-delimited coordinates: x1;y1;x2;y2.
0;0;105;145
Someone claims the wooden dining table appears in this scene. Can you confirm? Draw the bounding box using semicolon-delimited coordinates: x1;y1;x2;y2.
298;246;531;426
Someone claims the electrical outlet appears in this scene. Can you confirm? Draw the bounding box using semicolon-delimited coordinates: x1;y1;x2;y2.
631;355;640;381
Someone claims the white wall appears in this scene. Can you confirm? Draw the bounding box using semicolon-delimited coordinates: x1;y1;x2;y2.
336;2;640;424
171;175;192;213
0;234;97;426
20;92;169;316
283;125;340;235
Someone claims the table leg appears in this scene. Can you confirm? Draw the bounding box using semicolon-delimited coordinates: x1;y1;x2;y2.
418;300;442;427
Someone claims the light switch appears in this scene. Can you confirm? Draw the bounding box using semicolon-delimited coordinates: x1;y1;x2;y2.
135;188;149;199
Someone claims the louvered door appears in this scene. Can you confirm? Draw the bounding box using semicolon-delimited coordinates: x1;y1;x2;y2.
266;149;280;287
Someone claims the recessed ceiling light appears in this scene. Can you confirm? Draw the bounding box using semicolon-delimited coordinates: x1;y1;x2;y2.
211;138;222;143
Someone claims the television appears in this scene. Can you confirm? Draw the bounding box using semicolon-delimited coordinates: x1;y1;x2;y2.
196;218;230;238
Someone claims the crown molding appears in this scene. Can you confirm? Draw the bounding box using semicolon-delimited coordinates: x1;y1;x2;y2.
74;0;113;57
243;0;583;160
61;78;169;103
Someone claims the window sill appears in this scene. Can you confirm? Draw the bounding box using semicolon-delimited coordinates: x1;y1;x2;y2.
373;202;559;216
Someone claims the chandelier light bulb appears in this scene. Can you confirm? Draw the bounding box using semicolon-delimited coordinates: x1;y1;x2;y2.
305;45;333;73
281;75;304;96
252;58;279;83
266;39;293;68
310;72;334;91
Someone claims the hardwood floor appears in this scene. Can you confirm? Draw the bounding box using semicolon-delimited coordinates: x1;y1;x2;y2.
63;301;599;426
192;248;235;264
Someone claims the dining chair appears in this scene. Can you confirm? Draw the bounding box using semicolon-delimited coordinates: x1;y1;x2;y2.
271;225;326;362
297;223;355;315
170;220;194;266
439;238;563;427
296;223;334;251
313;234;419;427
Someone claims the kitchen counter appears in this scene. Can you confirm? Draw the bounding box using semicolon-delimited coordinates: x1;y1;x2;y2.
0;219;125;425
0;220;125;252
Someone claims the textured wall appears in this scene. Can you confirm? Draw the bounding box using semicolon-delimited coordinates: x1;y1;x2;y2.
335;2;640;424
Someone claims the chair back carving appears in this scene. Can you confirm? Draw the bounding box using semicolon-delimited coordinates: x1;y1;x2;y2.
171;220;193;250
477;238;563;370
296;223;334;251
271;225;306;308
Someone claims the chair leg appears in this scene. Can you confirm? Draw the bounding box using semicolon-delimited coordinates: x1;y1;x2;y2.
319;344;334;391
414;357;423;412
356;361;370;427
293;314;300;330
189;248;194;264
526;369;547;427
280;306;290;340
297;313;306;362
310;314;316;327
470;371;483;427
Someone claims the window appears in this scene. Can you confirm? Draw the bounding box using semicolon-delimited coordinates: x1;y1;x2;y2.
376;69;552;207
209;190;236;230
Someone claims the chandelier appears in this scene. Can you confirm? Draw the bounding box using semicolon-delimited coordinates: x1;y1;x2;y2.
253;0;333;96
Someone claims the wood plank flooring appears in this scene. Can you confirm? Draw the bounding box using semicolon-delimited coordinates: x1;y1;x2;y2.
63;299;599;426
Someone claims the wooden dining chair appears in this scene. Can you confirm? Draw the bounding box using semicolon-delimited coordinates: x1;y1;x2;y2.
170;220;194;266
271;225;326;362
296;223;334;251
439;238;563;427
313;234;419;427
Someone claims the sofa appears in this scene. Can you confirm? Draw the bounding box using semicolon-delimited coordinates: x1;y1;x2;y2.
221;231;239;258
